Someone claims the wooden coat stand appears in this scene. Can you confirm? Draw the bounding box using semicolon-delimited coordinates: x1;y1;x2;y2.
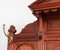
8;0;60;50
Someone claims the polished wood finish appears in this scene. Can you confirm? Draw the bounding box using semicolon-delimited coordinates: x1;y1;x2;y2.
8;0;60;50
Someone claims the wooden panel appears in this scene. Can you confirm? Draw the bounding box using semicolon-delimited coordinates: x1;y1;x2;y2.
45;33;60;41
48;18;60;30
45;41;60;50
47;14;60;34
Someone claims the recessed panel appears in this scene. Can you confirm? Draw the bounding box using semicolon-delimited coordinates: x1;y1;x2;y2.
48;18;60;30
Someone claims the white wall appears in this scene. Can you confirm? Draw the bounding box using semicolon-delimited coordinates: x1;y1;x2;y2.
0;0;37;50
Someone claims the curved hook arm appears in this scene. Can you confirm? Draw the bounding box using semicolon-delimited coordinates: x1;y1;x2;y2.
3;24;9;37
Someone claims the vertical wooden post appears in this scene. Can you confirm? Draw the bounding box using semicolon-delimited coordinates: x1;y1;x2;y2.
39;15;43;33
38;13;45;50
35;11;43;36
35;11;46;50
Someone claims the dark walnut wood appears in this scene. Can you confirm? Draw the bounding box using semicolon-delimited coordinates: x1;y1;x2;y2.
8;0;60;50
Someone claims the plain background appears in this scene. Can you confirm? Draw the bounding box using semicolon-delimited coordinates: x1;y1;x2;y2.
0;0;37;50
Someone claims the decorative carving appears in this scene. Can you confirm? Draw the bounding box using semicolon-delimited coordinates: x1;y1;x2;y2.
16;43;34;50
3;24;17;50
3;24;17;44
